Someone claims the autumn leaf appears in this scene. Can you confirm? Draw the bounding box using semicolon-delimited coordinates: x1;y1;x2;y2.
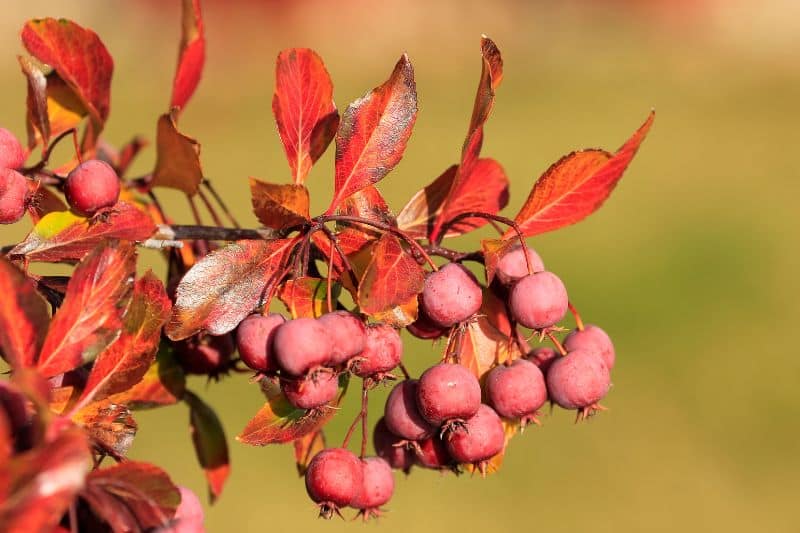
167;237;299;340
25;180;68;223
9;202;156;263
250;178;310;230
151;110;203;195
506;111;655;238
326;54;417;213
481;238;517;286
452;316;519;380
0;256;50;368
277;277;339;319
72;400;137;458
171;0;205;111
294;430;326;476
18;55;50;149
37;241;136;378
186;391;230;503
273;48;338;184
107;344;186;409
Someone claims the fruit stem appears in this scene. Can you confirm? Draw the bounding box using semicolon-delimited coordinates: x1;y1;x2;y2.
360;383;369;458
423;245;483;265
22;128;78;174
70;128;83;165
342;409;363;450
568;301;584;331
326;236;335;314
397;362;412;380
197;187;225;228
546;330;567;356
319;225;359;289
203;180;241;228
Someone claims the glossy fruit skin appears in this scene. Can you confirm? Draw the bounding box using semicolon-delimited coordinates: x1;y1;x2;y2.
282;372;339;410
64;159;120;216
509;271;568;329
421;263;483;327
175;334;234;375
352;457;394;511
446;404;505;464
305;448;364;510
272;318;332;376
352;324;402;378
384;380;435;441
563;324;616;369
485;359;547;419
546;349;610;410
235;313;286;373
525;346;559;373
416;363;481;425
414;435;453;470
318;311;367;365
495;244;545;285
0;169;28;224
372;418;415;472
0;128;25;170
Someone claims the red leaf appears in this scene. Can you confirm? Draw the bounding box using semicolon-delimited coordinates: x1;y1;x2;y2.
107;345;186;409
18;55;50;149
72;400;137;458
273;48;338;184
326;54;417;213
277;277;339;319
186;391;230;503
151;110;203;196
10;202;156;263
294;430;326;476
79;271;171;404
25;181;68;224
358;233;425;327
506;111;655;238
167;237;299;340
170;0;205;111
0;257;50;368
249;178;310;230
37;241;136;378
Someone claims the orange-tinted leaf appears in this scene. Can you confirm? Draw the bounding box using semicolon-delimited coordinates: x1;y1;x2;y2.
358;233;424;327
273;48;338;184
451;316;519;380
107;344;186;409
0;257;50;368
37;241;136;378
18;55;50;148
171;0;205;111
249;178;310;230
186;391;230;503
25;180;68;223
80;272;171;404
277;277;339;319
327;54;417;213
167;237;299;340
72;400;137;458
480;285;513;337
481;238;516;285
507;111;654;238
294;430;326;476
10;202;156;263
237;375;348;446
151;110;203;195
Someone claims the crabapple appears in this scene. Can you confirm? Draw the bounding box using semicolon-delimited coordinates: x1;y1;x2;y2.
563;324;616;369
373;418;415;472
421;263;483;327
235;313;285;373
352;457;394;518
0;128;25;170
351;324;402;378
485;359;547;425
445;404;505;468
175;333;234;376
167;486;206;533
282;372;339;410
525;346;559;373
64;159;120;216
413;434;454;471
495;243;545;285
406;304;448;340
384;380;435;441
509;271;568;329
305;448;363;518
318;311;367;365
272;318;332;376
546;349;611;419
0;169;28;224
416;363;481;426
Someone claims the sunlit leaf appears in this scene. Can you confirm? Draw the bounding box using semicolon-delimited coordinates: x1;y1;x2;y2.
277;277;339;319
107;344;186;409
249;178;310;230
72;400;137;458
151;110;203;196
0;256;50;368
293;430;326;476
170;0;205;111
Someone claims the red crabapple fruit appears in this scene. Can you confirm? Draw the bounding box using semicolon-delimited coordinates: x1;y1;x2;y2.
413;434;455;471
351;324;402;379
495;243;545;285
282;372;339;410
421;263;483;327
485;359;547;426
64;159;120;216
352;457;394;519
235;313;286;373
525;346;559;373
384;380;435;441
167;486;206;533
318;311;367;366
305;448;364;519
272;318;332;376
416;363;481;427
406;304;448;340
0;128;25;170
372;418;415;473
563;324;616;369
445;404;505;473
175;333;235;376
546;349;611;420
0;169;28;224
509;271;568;329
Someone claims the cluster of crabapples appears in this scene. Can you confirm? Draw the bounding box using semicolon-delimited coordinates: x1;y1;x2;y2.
229;243;616;519
0;128;120;223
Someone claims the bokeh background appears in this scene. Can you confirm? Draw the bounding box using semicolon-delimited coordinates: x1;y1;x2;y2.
1;1;798;531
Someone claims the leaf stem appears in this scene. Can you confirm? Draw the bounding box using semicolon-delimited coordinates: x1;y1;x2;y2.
546;330;567;356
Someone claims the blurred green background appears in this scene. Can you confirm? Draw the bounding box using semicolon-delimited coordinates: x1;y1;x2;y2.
1;1;798;531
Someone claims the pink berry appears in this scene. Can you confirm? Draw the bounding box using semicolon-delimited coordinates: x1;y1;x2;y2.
416;363;481;426
282;372;339;410
235;313;285;373
421;263;483;327
384;380;435;441
485;359;547;425
318;311;367;365
546;349;610;419
525;346;559;373
372;418;414;472
0;169;28;224
446;404;505;467
272;318;332;376
0;128;25;170
169;486;205;533
64;159;120;216
414;435;454;470
406;303;448;340
305;448;363;518
175;334;234;376
352;457;394;518
563;324;616;369
509;271;568;329
351;324;402;378
495;244;545;285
